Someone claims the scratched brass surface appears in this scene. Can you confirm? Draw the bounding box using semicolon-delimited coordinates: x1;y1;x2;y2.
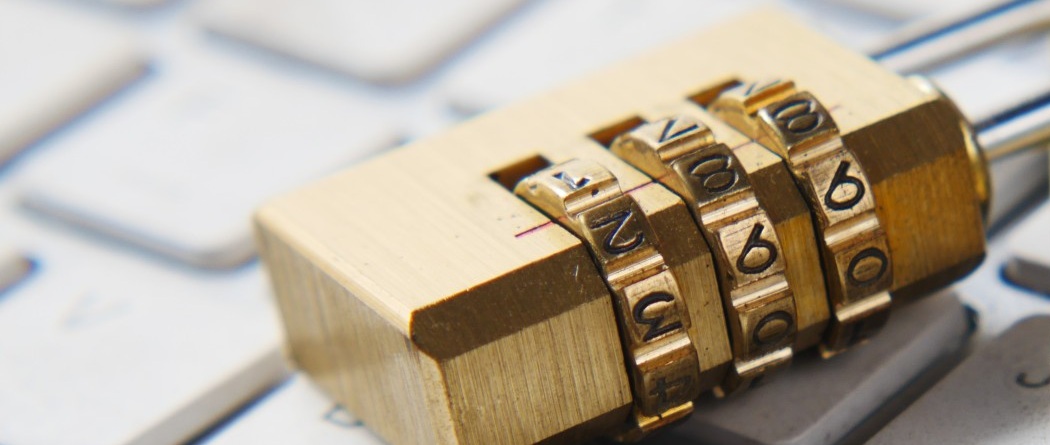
254;9;985;444
611;115;797;393
710;80;895;356
514;159;701;424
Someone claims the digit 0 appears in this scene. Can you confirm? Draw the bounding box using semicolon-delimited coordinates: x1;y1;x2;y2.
846;247;888;286
752;311;793;348
1016;372;1050;389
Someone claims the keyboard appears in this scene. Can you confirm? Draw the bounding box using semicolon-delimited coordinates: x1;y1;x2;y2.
0;0;1047;444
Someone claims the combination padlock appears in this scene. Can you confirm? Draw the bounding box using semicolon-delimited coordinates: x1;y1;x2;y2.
252;8;1047;445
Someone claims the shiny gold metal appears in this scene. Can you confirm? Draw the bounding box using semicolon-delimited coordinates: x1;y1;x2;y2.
710;80;894;356
611;114;796;393
253;10;988;444
514;159;702;430
614;402;694;443
556;141;735;402
637;101;832;352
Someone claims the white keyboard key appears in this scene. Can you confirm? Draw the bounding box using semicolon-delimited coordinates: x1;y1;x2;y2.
198;0;526;84
1005;201;1050;294
928;36;1050;125
203;375;384;445
869;316;1050;444
958;230;1050;339
0;236;287;445
834;0;999;20
20;58;399;268
440;0;761;113
0;0;142;166
95;0;169;7
0;246;31;293
652;290;970;445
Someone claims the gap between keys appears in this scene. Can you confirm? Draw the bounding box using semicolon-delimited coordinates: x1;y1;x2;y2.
17;52;401;269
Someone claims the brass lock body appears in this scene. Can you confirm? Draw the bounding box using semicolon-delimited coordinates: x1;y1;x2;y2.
254;10;986;445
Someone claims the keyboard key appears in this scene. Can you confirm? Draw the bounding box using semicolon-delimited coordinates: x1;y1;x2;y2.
651;290;970;445
440;0;761;113
197;0;526;84
438;0;899;114
202;375;384;445
835;0;999;19
1005;201;1050;294
94;0;169;7
869;316;1050;444
957;231;1050;339
926;35;1050;125
20;57;400;268
0;246;31;294
0;233;287;445
0;0;143;166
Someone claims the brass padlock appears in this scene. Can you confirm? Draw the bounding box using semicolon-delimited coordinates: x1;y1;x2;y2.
253;10;995;444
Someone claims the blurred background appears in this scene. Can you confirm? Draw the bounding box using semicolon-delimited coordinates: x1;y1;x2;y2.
0;0;1047;444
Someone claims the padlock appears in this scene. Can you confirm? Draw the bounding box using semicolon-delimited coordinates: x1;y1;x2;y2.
251;9;1045;444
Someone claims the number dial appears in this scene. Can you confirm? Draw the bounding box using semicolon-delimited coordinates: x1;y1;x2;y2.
711;83;894;357
825;224;893;301
580;203;653;267
675;148;751;206
763;95;838;153
735;283;795;355
783;144;874;225
612;114;798;394
514;159;702;417
708;79;796;135
718;217;781;283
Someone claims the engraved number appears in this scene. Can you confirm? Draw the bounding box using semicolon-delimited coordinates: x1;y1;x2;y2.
824;161;866;211
633;292;683;342
690;154;738;194
772;99;823;135
1016;372;1050;389
552;170;589;190
736;224;778;275
590;210;644;255
846;247;888;286
752;311;793;348
743;79;782;96
649;375;693;407
658;118;699;143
